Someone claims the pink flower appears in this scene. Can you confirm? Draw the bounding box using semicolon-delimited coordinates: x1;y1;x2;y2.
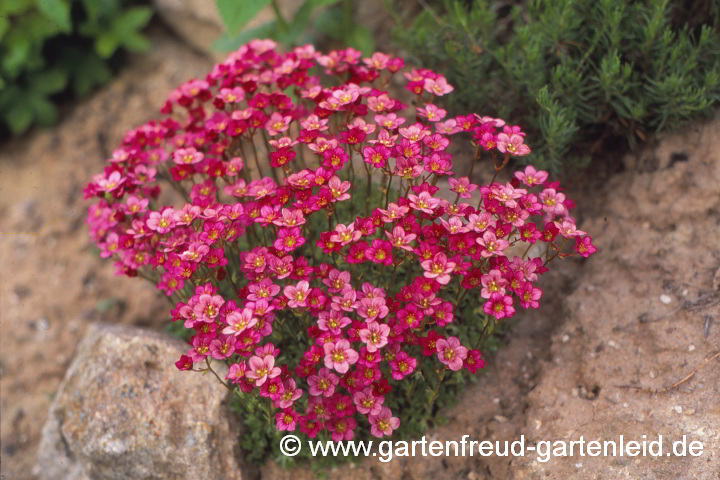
246;354;281;386
173;147;204;165
417;103;447;121
284;280;311;308
368;407;400;437
448;177;478;198
193;294;225;322
323;339;359;373
518;283;543;309
424;76;454;96
274;378;303;409
266;112;292;136
385;226;416;251
330;223;361;246
515;165;548;186
308;367;340;397
480;270;508;299
358;321;390;352
476;231;510;257
353;387;384;415
435;336;468;371
328;176;351;202
539;188;566;215
420;252;456;285
146;209;175;233
408;191;440;214
223;308;258;336
496;133;531;156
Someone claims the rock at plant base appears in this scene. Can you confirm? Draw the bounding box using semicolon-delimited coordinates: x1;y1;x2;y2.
34;323;249;480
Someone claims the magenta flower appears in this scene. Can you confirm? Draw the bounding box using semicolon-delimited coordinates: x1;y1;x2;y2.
435;336;468;371
369;407;400;437
389;351;417;380
276;408;299;431
483;293;516;319
365;239;393;265
274;227;305;252
574;235;597;258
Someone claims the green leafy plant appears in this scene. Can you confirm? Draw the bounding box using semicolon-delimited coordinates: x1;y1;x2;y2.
0;0;153;136
389;0;720;173
214;0;374;55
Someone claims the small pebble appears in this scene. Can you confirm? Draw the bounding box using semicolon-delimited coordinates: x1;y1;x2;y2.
660;295;672;304
562;334;570;343
682;289;688;296
684;408;696;416
674;406;683;414
608;340;619;349
649;371;656;379
467;472;478;480
492;398;500;404
689;345;696;352
623;403;629;408
575;463;583;468
494;415;509;423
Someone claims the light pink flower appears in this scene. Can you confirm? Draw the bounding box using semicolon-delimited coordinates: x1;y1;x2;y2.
435;336;468;371
246;355;281;386
284;280;311;308
358;321;390;352
420;253;456;285
476;231;509;257
496;133;531;156
222;309;258;336
515;165;548;186
323;339;359;373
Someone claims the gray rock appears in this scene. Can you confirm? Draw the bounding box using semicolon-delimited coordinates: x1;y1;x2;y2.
153;0;224;57
35;323;250;480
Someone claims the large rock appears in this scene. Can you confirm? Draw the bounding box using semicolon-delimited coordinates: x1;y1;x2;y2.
35;323;250;480
153;0;224;56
